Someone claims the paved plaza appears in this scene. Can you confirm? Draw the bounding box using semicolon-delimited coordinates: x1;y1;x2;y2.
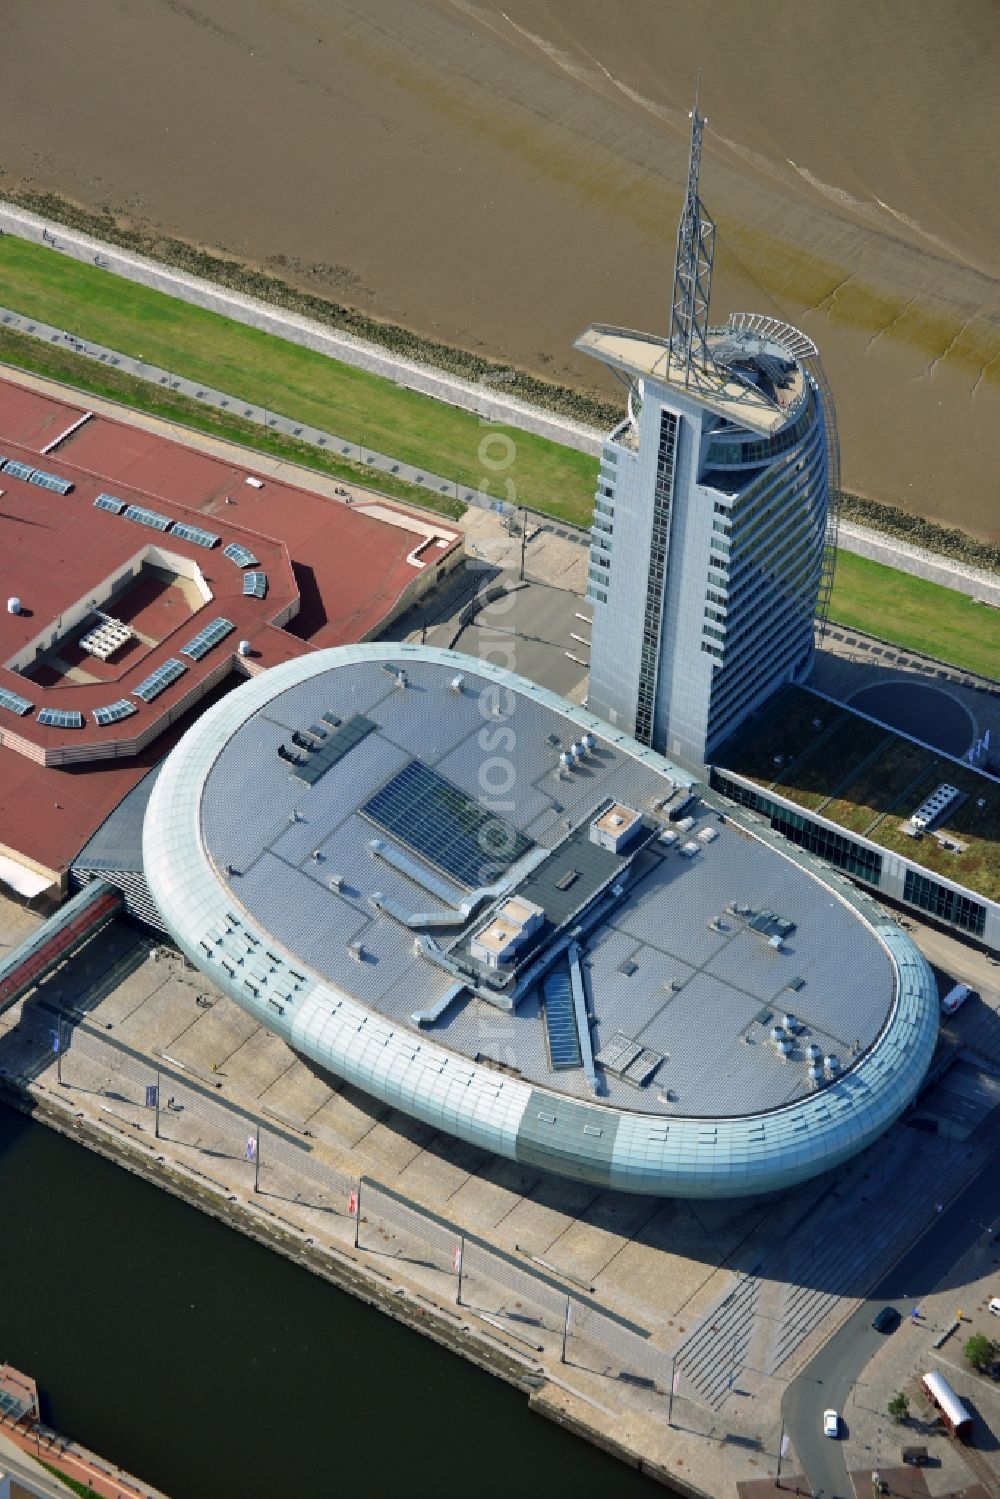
1;890;999;1495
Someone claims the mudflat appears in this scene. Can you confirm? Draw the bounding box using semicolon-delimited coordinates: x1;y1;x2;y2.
1;0;998;536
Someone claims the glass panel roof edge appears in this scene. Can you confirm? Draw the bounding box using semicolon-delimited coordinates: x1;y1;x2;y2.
142;643;939;1196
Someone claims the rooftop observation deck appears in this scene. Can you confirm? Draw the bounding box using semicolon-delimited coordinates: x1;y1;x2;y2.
576;317;810;438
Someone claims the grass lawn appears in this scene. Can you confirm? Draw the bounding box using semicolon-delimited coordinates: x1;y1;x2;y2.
38;1459;99;1497
0;236;598;524
829;550;1000;680
1;238;997;682
0;324;467;520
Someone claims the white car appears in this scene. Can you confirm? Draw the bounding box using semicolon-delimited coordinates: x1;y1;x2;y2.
823;1409;839;1438
940;983;973;1016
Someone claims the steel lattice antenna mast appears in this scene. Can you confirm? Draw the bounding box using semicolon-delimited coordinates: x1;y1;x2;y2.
667;81;716;388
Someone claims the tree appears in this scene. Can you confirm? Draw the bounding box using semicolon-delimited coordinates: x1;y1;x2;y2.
964;1333;995;1372
888;1391;909;1424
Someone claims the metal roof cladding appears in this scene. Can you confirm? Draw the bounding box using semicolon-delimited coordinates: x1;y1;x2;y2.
143;643;939;1198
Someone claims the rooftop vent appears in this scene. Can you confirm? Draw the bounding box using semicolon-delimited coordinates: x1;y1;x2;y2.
909;782;960;832
582;732;596;752
808;1062;824;1084
450;674;465;693
6;597;21;615
806;1043;822;1062
349;939;365;962
782;1013;798;1033
824;1054;840;1075
238;639;252;657
395;670;408;689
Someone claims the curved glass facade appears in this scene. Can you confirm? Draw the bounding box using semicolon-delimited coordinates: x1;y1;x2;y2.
143;645;939;1198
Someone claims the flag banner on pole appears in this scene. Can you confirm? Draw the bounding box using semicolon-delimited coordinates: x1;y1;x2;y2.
145;1084;158;1108
780;1433;790;1458
672;1368;681;1395
348;1190;358;1217
50;1031;60;1054
245;1135;257;1162
452;1244;462;1274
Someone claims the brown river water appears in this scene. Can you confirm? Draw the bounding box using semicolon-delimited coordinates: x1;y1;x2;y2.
1;0;998;536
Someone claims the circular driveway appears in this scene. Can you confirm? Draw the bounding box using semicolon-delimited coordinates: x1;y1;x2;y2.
850;681;974;756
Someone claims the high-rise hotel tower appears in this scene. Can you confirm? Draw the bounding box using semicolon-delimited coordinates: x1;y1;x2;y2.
577;97;839;768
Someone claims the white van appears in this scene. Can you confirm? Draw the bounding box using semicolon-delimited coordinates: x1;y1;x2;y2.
940;983;972;1016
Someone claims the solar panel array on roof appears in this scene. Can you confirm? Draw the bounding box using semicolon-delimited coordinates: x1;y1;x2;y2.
94;493;126;515
123;504;172;532
37;707;84;728
3;460;35;482
0;686;33;717
171;521;220;550
243;571;268;599
133;658;186;703
29;469;73;495
224;542;259;568
289;713;376;786
93;699;138;726
181;617;235;661
362;759;534;889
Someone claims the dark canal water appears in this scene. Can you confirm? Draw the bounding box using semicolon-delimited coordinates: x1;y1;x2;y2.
0;1105;670;1499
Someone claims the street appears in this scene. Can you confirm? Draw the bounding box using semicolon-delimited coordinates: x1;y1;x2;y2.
784;1149;1000;1497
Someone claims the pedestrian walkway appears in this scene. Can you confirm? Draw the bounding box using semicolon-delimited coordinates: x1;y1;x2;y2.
0;201;604;458
0;303;507;517
0;1363;166;1499
2;202;997;608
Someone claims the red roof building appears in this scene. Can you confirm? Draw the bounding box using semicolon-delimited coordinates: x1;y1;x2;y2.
0;379;461;885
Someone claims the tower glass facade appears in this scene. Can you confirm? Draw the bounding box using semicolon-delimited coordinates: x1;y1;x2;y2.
576;98;835;770
583;336;829;767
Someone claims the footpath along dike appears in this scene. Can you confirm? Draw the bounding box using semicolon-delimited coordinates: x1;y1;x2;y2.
1;198;998;604
0;1073;712;1499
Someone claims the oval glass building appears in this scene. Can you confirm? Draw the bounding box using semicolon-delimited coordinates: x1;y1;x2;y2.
143;644;938;1198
